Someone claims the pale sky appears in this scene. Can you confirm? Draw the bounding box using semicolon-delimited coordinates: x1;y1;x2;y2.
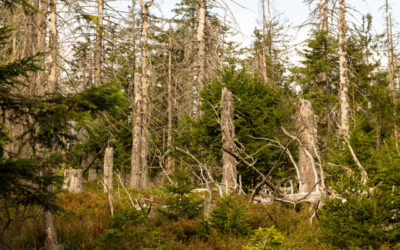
150;0;399;48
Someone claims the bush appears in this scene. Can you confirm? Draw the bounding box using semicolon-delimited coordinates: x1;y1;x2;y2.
209;196;251;236
157;169;203;220
243;226;292;250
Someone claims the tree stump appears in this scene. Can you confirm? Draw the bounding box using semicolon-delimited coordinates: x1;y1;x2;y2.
88;168;98;182
62;169;83;193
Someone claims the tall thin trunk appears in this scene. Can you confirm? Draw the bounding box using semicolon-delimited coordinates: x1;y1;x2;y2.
323;0;329;32
221;88;237;194
338;0;350;138
35;0;48;96
139;0;151;188
94;0;104;86
386;0;398;148
196;0;206;119
130;73;143;189
261;0;268;83
167;28;173;171
48;0;58;92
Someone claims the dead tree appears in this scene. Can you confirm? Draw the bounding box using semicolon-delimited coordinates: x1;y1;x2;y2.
167;27;174;171
88;168;98;181
386;0;398;148
130;73;148;189
130;0;152;190
338;0;350;138
104;146;113;192
195;0;206;118
62;169;84;193
221;88;237;194
44;208;58;250
296;99;322;193
94;0;104;85
47;0;58;92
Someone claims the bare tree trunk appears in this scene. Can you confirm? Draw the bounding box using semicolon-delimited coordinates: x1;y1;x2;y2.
196;0;206;119
297;99;321;193
35;0;48;96
221;88;237;194
104;146;113;192
44;209;58;250
94;0;104;86
261;0;268;83
338;0;350;138
131;73;143;189
323;0;329;32
386;0;398;148
62;169;83;193
47;0;58;93
139;0;151;188
88;168;98;181
167;28;174;171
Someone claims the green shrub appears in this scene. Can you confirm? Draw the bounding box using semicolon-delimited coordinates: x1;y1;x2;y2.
209;196;250;236
158;169;203;220
106;209;146;229
243;226;292;250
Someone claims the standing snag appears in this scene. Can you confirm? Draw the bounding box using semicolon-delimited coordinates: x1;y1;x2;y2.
62;169;84;193
297;99;321;193
104;146;114;193
221;88;237;194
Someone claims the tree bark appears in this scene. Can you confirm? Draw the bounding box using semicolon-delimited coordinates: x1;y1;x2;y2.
221;88;237;194
261;0;268;83
94;0;104;86
47;0;58;93
195;0;206;119
167;28;174;171
104;146;113;192
338;0;350;138
62;169;83;193
297;99;321;193
386;0;398;148
44;209;58;250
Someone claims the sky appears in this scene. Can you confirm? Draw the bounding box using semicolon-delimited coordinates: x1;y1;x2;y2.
148;0;399;48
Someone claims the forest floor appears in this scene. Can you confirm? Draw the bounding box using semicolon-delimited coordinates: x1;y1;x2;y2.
15;182;325;249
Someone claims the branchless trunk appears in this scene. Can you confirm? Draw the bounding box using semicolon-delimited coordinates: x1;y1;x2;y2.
94;0;104;86
140;0;151;188
44;208;58;250
297;99;321;193
167;27;174;171
104;146;114;192
221;88;237;194
62;169;83;193
47;0;58;92
130;73;143;189
386;0;398;148
196;0;206;119
261;0;268;83
338;0;350;138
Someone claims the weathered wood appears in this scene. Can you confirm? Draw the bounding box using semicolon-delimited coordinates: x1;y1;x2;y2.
104;146;113;192
44;209;58;250
338;0;350;138
195;0;206;118
94;0;104;85
88;168;98;182
297;99;320;193
62;169;83;193
221;88;237;194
